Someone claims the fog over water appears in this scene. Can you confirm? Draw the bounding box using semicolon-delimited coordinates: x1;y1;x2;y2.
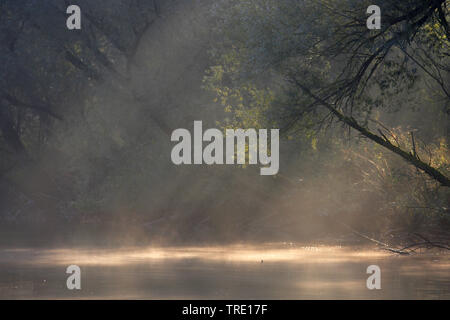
1;245;449;299
0;0;449;300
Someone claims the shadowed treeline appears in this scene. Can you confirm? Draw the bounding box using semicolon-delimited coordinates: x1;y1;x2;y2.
0;0;449;248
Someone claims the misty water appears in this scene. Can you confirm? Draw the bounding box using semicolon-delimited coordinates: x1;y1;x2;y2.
0;244;448;299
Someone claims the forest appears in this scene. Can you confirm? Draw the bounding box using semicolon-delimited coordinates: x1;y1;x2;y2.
0;0;448;254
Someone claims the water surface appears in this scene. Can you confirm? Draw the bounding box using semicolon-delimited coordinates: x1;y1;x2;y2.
0;244;448;299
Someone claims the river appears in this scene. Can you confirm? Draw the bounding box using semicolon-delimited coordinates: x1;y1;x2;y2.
0;244;448;299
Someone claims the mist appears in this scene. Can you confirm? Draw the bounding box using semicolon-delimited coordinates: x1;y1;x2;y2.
0;0;448;300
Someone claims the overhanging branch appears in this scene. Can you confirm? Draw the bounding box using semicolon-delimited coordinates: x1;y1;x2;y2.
294;81;450;187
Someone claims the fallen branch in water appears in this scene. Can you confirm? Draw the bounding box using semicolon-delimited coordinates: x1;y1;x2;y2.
339;222;450;254
401;233;450;251
337;221;411;255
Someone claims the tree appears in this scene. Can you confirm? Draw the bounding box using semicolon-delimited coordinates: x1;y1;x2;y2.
205;0;450;186
0;0;173;220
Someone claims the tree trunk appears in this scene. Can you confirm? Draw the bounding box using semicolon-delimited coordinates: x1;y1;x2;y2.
296;83;450;187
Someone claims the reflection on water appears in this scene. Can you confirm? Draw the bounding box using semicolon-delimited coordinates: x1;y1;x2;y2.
0;244;449;299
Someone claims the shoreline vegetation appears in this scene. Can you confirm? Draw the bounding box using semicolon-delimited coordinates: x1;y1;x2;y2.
1;220;449;255
0;1;448;255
